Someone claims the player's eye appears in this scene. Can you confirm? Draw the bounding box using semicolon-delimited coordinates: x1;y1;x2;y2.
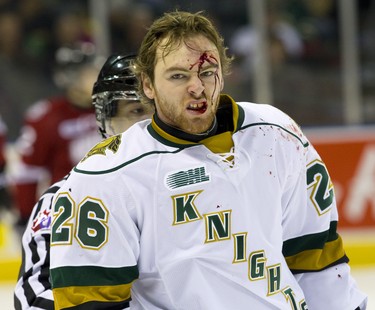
130;107;146;115
170;73;186;80
200;70;215;78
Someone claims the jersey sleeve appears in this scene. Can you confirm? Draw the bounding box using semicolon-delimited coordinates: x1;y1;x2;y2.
281;139;347;272
49;169;137;310
277;117;368;308
294;262;368;309
14;176;67;310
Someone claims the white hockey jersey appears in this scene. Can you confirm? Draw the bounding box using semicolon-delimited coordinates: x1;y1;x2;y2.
50;95;367;309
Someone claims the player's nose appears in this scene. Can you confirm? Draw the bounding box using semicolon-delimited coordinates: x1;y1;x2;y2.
188;75;205;97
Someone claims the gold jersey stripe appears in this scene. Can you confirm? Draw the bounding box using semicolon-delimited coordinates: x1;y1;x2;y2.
285;235;346;271
53;282;133;309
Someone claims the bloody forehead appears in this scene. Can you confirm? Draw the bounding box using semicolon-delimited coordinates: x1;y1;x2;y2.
189;52;219;71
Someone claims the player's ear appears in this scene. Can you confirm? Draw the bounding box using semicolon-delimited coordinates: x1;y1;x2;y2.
142;74;154;100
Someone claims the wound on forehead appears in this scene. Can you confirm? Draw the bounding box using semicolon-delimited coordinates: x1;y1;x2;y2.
189;52;218;72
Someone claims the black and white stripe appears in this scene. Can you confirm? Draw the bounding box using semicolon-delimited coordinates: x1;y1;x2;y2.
14;176;67;309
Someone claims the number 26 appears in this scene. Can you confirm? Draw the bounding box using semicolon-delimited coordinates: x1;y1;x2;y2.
51;192;109;250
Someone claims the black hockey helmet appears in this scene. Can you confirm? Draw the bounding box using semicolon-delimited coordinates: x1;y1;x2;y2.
92;54;142;137
92;54;139;95
53;41;99;89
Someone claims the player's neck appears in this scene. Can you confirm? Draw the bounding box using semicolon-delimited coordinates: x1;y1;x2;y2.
153;113;218;143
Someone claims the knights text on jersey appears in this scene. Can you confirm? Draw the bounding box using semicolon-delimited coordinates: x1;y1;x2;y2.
49;98;366;309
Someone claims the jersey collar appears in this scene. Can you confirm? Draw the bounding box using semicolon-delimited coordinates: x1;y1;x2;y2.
147;94;244;152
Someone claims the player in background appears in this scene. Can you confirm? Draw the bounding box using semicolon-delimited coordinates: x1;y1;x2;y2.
11;42;103;233
50;11;367;310
14;54;153;310
0;114;12;213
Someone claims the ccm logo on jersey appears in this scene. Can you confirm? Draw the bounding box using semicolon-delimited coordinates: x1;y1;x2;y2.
165;166;210;190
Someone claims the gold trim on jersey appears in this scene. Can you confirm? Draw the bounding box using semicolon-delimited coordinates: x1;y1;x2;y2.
151;119;234;154
285;235;346;271
150;94;239;154
53;282;133;309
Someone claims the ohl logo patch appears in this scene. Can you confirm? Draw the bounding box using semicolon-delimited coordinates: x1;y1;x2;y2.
165;166;210;190
81;135;122;161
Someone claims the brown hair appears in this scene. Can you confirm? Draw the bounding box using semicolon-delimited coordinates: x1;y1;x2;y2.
134;10;233;105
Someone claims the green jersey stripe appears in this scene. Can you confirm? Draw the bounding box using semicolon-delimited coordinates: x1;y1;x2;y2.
51;265;139;288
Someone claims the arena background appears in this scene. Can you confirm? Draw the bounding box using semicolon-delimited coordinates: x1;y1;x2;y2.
0;0;374;308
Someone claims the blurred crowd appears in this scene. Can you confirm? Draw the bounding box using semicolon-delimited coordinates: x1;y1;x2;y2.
0;0;374;231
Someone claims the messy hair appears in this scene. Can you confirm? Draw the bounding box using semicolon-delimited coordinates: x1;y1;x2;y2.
133;10;233;105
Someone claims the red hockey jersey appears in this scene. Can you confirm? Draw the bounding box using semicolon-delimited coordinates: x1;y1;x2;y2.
14;97;101;221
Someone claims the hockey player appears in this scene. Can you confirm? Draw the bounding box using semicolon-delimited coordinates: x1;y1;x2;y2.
0;114;12;211
14;54;153;309
50;11;368;310
11;42;103;232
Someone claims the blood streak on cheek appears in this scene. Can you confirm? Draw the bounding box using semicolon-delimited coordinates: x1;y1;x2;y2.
188;52;220;107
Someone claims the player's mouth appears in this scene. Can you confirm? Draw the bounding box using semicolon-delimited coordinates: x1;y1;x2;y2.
187;101;207;114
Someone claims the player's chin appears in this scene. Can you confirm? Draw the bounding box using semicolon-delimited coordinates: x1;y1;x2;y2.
186;118;214;134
